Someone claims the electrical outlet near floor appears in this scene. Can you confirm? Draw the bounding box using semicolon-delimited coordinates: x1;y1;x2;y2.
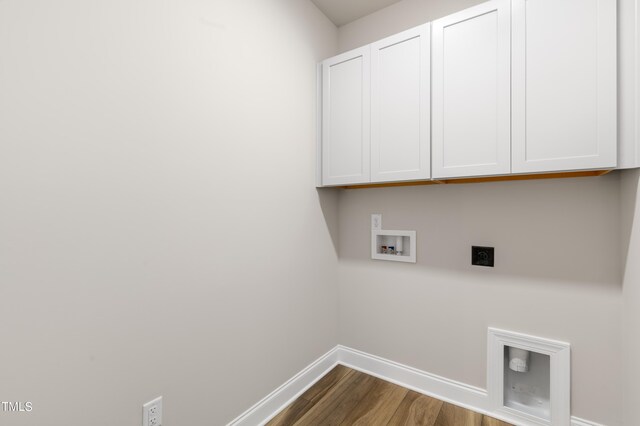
143;396;162;426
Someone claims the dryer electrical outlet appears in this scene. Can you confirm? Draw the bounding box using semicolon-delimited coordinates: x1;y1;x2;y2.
472;246;494;267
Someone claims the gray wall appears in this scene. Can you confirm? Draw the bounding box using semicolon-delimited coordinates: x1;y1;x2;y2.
622;169;640;426
337;1;625;424
338;0;487;52
0;1;339;425
337;177;623;424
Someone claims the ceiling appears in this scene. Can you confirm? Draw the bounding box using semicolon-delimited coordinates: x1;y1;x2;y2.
311;0;404;27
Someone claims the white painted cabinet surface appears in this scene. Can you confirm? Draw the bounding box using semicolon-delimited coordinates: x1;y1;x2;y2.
619;0;640;169
318;0;627;187
511;0;617;173
370;24;431;183
322;46;370;186
431;0;511;179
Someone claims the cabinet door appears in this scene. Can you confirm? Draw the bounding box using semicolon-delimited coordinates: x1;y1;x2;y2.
322;46;371;186
370;24;430;183
512;0;617;173
432;0;511;179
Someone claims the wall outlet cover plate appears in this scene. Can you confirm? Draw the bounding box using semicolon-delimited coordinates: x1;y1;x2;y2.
371;214;382;231
143;396;163;426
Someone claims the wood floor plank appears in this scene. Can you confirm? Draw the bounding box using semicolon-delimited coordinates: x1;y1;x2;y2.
387;390;444;426
268;366;513;426
267;365;353;426
434;402;483;426
481;416;513;426
301;364;352;403
293;370;376;426
338;377;408;426
267;398;313;426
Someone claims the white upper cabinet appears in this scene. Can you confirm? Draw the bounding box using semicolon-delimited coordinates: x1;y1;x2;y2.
321;46;371;186
619;0;640;169
370;24;431;183
318;0;627;187
431;0;511;179
511;0;617;173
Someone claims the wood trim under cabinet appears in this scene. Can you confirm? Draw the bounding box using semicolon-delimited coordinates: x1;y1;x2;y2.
340;170;611;189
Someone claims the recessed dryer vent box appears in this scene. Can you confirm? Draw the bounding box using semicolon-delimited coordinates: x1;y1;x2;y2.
371;230;416;263
488;328;571;426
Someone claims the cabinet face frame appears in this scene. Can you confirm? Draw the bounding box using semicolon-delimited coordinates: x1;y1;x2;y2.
511;0;617;173
321;46;371;186
370;24;431;183
431;0;512;179
618;0;640;169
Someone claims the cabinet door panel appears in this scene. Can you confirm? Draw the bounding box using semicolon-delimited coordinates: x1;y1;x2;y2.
432;0;511;179
512;0;616;173
371;24;430;183
322;47;370;186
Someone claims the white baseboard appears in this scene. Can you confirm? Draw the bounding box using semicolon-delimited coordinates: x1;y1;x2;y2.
226;346;339;426
570;418;606;426
227;345;606;426
336;345;490;416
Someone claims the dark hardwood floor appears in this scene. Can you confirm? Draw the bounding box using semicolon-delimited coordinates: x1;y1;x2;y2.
267;365;513;426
